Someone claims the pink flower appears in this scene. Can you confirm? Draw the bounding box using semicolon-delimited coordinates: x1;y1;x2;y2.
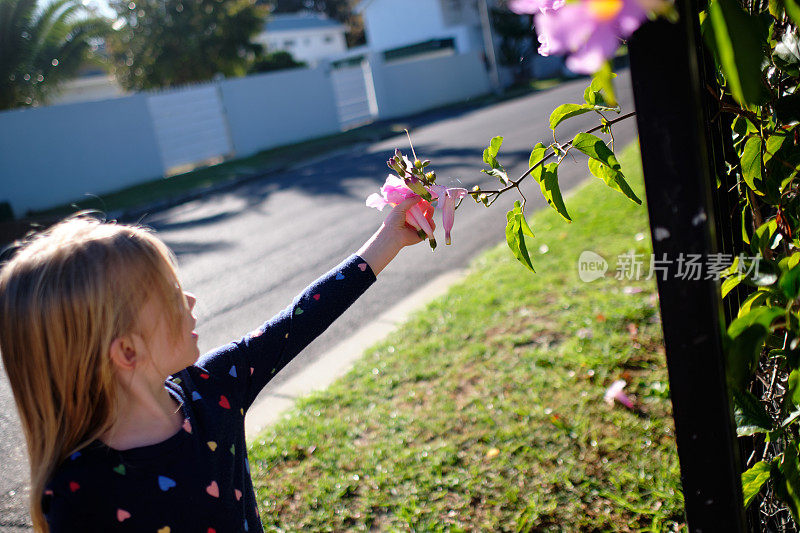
430;185;468;245
604;379;634;409
534;0;647;74
367;175;436;239
509;0;565;14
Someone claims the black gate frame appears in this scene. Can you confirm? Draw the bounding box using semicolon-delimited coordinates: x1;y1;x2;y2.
628;0;750;530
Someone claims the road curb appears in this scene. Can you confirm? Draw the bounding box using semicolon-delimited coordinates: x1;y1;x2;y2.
244;268;467;440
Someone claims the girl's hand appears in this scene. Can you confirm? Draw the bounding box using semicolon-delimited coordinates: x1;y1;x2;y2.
357;196;436;276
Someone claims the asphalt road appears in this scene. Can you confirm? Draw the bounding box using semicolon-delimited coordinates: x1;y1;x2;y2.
0;72;637;530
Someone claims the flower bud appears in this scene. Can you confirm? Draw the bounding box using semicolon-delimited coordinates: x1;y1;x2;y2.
422;160;431;167
480;193;489;206
405;177;432;201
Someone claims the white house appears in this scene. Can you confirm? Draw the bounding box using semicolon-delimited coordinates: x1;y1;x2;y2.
254;12;348;65
355;0;485;57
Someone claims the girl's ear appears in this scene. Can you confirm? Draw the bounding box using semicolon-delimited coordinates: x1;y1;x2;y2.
108;335;139;371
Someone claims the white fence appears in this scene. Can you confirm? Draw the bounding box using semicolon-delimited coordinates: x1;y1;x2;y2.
0;51;490;215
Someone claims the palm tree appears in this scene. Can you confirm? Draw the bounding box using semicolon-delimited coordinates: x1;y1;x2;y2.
0;0;110;110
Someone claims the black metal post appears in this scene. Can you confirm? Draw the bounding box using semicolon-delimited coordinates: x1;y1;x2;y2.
628;0;747;530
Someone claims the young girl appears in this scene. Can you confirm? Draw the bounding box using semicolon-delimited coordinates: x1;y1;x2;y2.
0;196;430;532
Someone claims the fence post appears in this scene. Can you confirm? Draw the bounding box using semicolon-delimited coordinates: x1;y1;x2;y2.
627;0;747;530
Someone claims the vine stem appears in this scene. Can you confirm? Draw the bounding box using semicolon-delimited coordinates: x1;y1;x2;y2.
476;111;637;196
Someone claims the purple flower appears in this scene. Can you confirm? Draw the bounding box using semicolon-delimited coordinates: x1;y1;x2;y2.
509;0;565;14
534;0;647;73
430;185;468;245
604;379;634;409
367;175;436;240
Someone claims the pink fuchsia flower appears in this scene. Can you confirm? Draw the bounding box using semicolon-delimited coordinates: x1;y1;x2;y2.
604;379;634;409
367;175;436;240
509;0;565;14
430;185;468;245
534;0;647;74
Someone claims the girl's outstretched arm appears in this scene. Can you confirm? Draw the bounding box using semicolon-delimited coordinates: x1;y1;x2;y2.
188;197;433;411
357;196;430;276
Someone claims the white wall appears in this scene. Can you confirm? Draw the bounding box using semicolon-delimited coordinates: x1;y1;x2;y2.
219;67;340;157
0;94;164;214
370;51;490;119
363;0;446;52
0;50;492;215
254;27;347;64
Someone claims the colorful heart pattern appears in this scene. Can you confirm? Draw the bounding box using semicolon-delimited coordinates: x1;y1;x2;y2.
71;260;366;530
158;476;176;491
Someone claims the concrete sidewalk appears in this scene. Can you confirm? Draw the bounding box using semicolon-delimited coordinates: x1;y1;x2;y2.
244;268;467;439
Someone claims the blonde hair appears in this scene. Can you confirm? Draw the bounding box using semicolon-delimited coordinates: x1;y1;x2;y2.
0;215;186;532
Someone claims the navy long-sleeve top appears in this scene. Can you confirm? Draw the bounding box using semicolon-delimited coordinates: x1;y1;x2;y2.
43;254;376;532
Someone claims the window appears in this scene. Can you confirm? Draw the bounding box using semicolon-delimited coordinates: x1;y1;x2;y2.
324;35;334;43
283;39;295;47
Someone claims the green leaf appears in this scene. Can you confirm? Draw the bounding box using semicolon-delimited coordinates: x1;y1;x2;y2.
483;136;504;168
482;167;509;184
549;103;593;131
572;133;621;169
742;461;772;508
787;0;800;25
707;0;766;106
505;201;535;273
722;273;747;298
728;306;784;337
765;133;789;165
537;163;571;222
587;159;643;205
779;445;800;522
591;61;617;107
528;143;548;180
786;370;800;411
584;72;618;107
741;136;765;195
482;136;507;183
733;389;773;436
726;308;782;390
737;290;771;317
780;265;800;300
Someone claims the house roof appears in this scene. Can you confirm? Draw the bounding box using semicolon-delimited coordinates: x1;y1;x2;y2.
265;12;346;32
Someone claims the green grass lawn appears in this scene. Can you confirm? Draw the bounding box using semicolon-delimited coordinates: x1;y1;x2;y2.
246;143;685;532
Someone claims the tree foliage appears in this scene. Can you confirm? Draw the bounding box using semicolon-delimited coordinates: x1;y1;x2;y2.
0;0;110;110
107;0;266;90
248;50;306;73
702;0;800;525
